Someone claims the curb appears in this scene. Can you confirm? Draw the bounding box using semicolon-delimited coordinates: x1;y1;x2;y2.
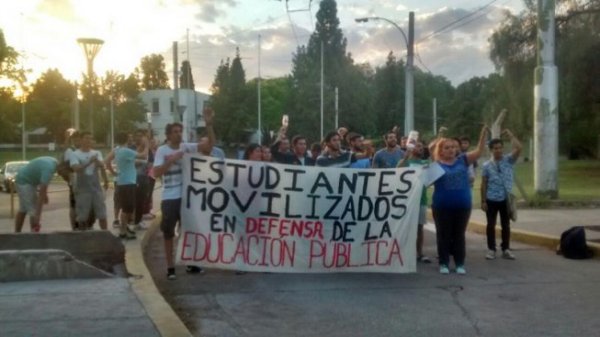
126;215;193;337
466;219;600;259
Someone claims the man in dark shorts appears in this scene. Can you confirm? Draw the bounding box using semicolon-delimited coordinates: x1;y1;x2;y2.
153;108;216;280
106;132;145;239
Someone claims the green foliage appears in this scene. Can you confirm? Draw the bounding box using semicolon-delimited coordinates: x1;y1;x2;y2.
211;49;252;144
27;69;75;143
288;0;369;142
0;88;21;142
179;60;195;90
139;54;170;90
488;0;600;158
244;76;292;141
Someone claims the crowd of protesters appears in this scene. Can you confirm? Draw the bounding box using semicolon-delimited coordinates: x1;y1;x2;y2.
13;107;522;279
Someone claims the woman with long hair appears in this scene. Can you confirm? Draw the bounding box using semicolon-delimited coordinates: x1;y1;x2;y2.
430;125;489;275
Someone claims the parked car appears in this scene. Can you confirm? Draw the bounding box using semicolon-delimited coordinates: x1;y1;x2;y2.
0;161;29;192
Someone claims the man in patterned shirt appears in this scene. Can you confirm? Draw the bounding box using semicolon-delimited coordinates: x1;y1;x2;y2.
481;129;522;260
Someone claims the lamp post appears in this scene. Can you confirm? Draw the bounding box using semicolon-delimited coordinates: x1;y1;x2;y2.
356;13;415;135
76;38;104;137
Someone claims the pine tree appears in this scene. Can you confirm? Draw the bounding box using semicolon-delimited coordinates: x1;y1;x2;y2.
179;60;195;90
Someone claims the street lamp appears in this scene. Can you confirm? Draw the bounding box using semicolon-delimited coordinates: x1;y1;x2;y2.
76;37;104;137
356;13;415;136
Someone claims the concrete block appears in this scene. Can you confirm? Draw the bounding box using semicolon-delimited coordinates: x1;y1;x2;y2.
0;231;125;274
0;249;113;282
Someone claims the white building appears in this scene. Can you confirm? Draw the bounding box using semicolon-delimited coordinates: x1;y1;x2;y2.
139;89;211;143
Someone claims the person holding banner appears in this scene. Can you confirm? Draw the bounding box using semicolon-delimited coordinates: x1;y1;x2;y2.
372;130;405;169
153;108;216;280
397;139;431;263
316;131;357;168
270;117;315;166
431;124;489;275
347;132;371;168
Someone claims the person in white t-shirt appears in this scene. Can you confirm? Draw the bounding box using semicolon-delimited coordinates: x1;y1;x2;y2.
69;131;109;230
153;108;217;280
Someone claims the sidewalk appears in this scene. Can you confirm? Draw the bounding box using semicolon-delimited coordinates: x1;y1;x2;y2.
467;208;600;256
0;186;192;337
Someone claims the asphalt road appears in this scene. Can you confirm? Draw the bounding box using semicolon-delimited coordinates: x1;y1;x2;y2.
144;224;600;337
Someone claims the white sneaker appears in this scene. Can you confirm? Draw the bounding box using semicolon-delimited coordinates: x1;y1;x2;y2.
485;250;496;260
135;221;149;230
502;249;516;260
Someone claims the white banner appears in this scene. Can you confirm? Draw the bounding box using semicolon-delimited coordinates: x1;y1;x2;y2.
177;154;423;273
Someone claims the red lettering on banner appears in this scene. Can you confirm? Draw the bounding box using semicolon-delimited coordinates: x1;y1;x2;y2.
246;235;260;265
375;241;389;265
309;240;325;268
180;232;194;261
231;236;247;264
245;217;324;239
361;240;376;266
388;239;403;266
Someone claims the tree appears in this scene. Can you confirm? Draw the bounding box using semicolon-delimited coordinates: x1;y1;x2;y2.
27;69;75;143
288;0;369;141
211;49;250;144
179;60;195;89
0;29;25;85
489;0;600;157
243;76;293;143
139;54;170;90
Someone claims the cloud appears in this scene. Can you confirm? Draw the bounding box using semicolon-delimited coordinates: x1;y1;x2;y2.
36;0;76;21
348;5;513;85
161;22;310;92
194;0;239;23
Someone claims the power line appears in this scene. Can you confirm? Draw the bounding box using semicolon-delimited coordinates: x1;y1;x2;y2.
285;0;301;47
414;44;432;74
418;0;500;43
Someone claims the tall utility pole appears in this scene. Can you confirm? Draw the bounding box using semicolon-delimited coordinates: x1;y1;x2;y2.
355;12;415;136
334;87;339;130
257;34;262;145
405;11;415;136
76;38;104;137
173;41;180;123
320;40;324;141
534;0;559;198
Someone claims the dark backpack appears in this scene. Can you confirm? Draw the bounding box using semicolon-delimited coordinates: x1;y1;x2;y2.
558;226;593;259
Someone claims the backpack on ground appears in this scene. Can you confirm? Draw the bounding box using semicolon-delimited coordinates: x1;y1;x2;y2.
558;226;593;259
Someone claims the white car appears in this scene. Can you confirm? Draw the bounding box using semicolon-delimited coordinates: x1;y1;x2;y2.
0;161;29;192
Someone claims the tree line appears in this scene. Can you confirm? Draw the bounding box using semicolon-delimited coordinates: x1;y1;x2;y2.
1;0;598;157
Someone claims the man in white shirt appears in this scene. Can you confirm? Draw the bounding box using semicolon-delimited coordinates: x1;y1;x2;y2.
153;108;217;280
69;131;109;230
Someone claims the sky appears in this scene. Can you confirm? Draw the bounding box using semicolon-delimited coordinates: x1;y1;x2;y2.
1;0;526;92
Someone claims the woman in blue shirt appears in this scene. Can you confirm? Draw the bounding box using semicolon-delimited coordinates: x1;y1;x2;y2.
431;125;489;275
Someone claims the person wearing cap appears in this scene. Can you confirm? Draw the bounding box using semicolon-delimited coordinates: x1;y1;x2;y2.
14;156;58;232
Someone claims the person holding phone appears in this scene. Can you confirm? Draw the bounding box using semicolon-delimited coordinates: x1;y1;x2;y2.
271;114;315;166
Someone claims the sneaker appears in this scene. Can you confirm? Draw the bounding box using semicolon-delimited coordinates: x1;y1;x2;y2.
135;221;149;230
439;265;450;274
502;249;516;260
118;231;136;240
167;268;176;280
31;224;41;233
186;266;203;274
456;266;467;275
126;225;136;235
485;250;496;260
112;220;120;228
417;255;432;264
142;213;156;220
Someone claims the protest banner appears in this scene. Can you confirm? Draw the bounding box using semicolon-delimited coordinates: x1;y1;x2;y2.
177;154;424;273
